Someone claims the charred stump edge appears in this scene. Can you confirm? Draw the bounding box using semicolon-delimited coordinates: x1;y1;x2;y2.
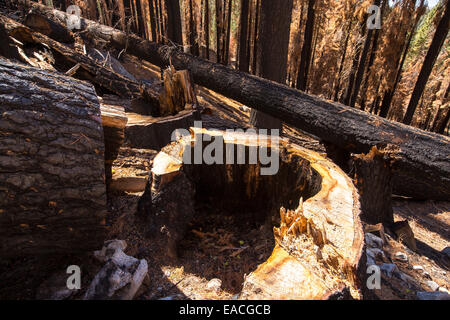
139;128;364;299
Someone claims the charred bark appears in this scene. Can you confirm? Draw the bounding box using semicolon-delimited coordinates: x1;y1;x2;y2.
0;58;107;258
352;147;394;226
250;0;292;130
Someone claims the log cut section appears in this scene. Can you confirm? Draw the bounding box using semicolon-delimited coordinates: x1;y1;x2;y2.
138;128;364;299
0;58;107;258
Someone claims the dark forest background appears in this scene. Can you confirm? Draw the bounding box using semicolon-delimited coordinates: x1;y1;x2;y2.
39;0;449;134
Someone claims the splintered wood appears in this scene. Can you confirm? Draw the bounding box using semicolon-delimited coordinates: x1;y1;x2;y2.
159;66;197;117
139;128;365;300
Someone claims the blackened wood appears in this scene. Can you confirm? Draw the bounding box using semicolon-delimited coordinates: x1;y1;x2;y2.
352;147;394;225
24;11;74;43
0;58;107;258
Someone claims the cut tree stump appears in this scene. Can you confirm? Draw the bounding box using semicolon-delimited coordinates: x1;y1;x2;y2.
352;147;394;226
0;58;107;258
138;128;365;299
17;1;449;201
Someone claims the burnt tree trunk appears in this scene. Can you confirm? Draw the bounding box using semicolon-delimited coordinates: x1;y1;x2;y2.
0;58;107;258
249;0;293;130
238;0;250;73
350;0;381;108
296;0;315;92
164;0;183;44
403;0;450;125
352;147;394;226
14;1;450;201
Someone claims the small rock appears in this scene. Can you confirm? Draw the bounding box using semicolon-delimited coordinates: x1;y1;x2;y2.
239;106;250;112
365;233;383;249
438;287;450;294
394;251;408;262
94;240;127;262
412;265;424;272
207;278;222;291
426;281;440;291
84;240;148;300
417;291;450;300
380;264;399;278
366;248;386;266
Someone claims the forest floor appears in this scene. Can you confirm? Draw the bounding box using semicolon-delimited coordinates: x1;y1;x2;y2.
97;54;449;300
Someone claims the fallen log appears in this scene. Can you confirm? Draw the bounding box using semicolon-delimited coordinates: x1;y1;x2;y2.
138;128;365;299
0;58;107;258
13;1;450;201
19;12;197;119
0;13;162;115
0;13;198;153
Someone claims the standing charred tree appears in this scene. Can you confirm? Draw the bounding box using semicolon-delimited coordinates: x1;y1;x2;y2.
359;24;381;111
201;0;210;59
238;0;250;72
334;19;353;101
379;0;425;118
350;0;381;108
403;0;450;125
250;0;260;74
249;0;293;130
165;0;183;44
296;0;315;92
342;13;368;105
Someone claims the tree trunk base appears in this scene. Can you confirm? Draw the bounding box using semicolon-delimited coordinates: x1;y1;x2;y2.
138;128;365;299
352;147;394;226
